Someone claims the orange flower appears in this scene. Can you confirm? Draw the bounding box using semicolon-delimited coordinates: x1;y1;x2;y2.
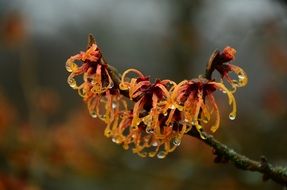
66;43;114;95
66;43;126;124
210;46;248;92
171;77;236;133
119;69;176;135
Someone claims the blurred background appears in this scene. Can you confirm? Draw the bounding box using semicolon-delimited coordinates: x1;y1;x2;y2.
1;0;287;189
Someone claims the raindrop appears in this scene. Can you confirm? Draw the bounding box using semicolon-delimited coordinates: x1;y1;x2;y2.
112;137;120;144
152;141;158;146
229;113;236;120
238;73;245;79
90;111;97;118
108;81;114;89
146;128;154;134
170;105;176;109
157;151;166;159
65;63;72;72
67;78;77;88
173;138;181;146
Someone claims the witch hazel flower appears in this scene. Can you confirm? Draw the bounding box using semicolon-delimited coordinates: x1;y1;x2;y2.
171;77;237;133
65;43;114;95
66;42;126;123
119;69;176;135
66;37;248;159
208;46;248;92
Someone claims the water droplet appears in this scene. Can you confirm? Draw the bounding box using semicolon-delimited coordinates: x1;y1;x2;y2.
112;103;117;109
238;74;245;79
152;141;158;146
112;137;120;144
184;119;189;123
222;90;226;94
157;151;166;159
170;105;176;109
163;112;168;116
146;128;154;134
65;63;73;72
90;111;97;118
67;78;77;89
173;138;181;146
108;81;114;89
229;113;236;120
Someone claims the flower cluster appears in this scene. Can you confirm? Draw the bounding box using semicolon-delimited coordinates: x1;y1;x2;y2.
65;43;127;124
66;40;248;158
209;46;248;92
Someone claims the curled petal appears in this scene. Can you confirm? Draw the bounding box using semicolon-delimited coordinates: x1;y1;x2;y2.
212;82;237;121
119;69;145;90
228;64;248;88
207;94;220;133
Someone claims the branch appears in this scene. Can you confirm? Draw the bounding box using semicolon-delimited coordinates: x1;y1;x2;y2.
187;129;287;186
88;34;287;186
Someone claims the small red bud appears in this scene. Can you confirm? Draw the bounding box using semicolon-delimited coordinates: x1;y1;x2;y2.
222;46;236;62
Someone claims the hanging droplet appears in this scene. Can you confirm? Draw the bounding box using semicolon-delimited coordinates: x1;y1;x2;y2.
108;81;114;89
65;63;73;72
238;74;245;80
229;113;236;120
146;127;154;134
67;78;77;89
173;138;181;146
163;112;168;116
152;141;158;146
112;103;117;109
90;111;97;118
157;151;166;159
170;104;176;109
112;137;120;144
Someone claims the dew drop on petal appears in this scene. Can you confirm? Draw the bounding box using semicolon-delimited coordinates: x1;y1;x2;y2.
90;111;97;118
112;103;117;109
157;151;166;159
112;137;120;144
152;141;158;146
68;78;77;89
238;74;245;80
229;113;236;120
108;81;114;89
173;138;181;146
170;104;176;109
146;128;154;134
65;63;73;72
